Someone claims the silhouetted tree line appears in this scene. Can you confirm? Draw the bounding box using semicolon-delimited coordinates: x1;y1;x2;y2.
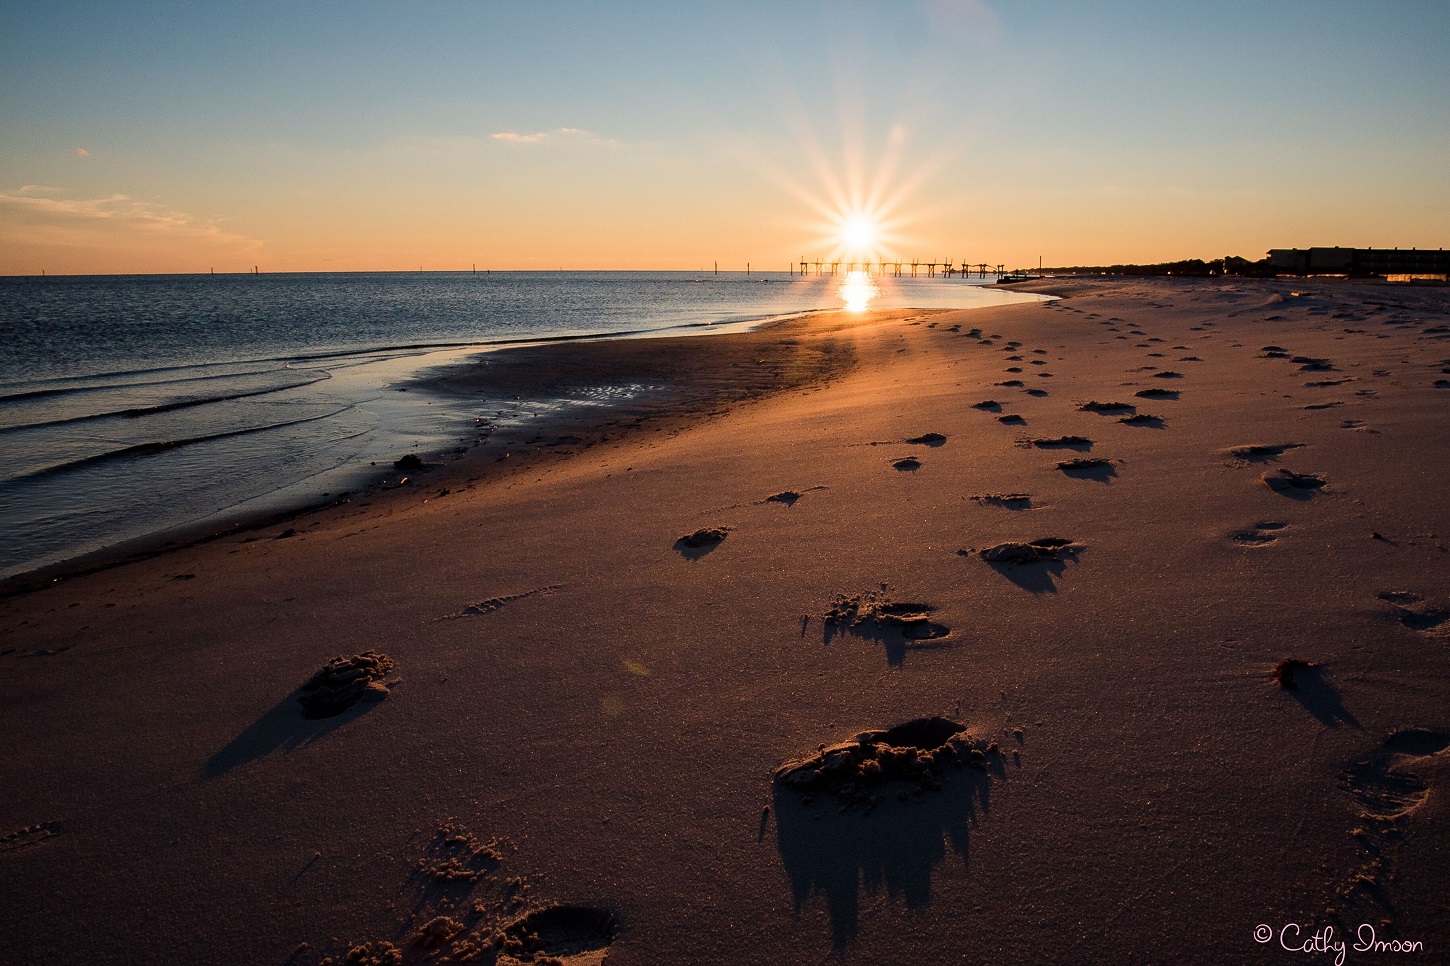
1041;256;1276;277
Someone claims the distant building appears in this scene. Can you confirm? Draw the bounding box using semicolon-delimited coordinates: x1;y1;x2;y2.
1268;247;1449;278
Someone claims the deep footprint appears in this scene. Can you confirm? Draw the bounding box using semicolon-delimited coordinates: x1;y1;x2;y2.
1231;521;1288;546
1377;592;1450;635
502;906;617;963
1344;729;1450;820
0;822;63;854
1229;443;1304;462
1262;469;1327;493
297;651;396;719
774;717;998;810
971;493;1035;509
970;537;1080;564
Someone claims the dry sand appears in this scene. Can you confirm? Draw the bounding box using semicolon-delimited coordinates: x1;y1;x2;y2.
2;276;1448;964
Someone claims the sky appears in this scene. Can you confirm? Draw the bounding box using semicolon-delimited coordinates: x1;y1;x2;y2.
1;0;1447;274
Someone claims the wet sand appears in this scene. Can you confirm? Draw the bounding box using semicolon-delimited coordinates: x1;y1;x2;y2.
2;276;1448;964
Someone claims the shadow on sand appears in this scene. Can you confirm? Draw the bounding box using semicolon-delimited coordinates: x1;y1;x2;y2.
1287;666;1362;729
774;759;1002;949
983;555;1078;593
673;538;724;561
1058;461;1118;484
203;688;380;778
822;618;952;669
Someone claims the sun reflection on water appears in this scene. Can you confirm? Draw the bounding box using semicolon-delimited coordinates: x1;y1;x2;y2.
838;270;878;312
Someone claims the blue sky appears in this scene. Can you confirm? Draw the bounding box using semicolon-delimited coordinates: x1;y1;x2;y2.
2;0;1447;272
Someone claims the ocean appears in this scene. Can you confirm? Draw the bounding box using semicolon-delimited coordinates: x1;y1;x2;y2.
0;270;1036;579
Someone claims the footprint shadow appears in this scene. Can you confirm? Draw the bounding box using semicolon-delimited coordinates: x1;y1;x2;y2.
983;556;1076;594
1285;666;1362;729
774;765;996;949
203;689;380;778
673;538;724;561
1059;462;1117;484
822;619;952;668
1345;728;1450;819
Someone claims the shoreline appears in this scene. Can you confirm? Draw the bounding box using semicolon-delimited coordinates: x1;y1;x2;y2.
0;307;887;596
1;276;1041;587
3;275;1447;964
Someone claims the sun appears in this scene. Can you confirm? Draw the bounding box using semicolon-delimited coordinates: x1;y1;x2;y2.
839;213;879;254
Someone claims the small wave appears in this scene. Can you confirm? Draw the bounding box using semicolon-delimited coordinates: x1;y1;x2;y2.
0;365;304;406
0;341;491;400
0;373;331;435
5;408;351;484
0;328;720;404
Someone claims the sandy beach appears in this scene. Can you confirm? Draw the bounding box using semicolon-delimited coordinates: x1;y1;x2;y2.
3;275;1448;964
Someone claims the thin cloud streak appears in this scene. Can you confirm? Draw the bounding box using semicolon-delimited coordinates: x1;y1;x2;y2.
489;127;617;146
0;188;262;249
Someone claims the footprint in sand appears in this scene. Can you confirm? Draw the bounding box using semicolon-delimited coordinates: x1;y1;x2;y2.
325;823;615;966
771;719;1005;946
1119;413;1164;426
502;906;617;965
1024;388;1050;397
1026;435;1092;450
969;537;1080;564
904;432;948;446
1376;592;1450;636
774;717;996;805
970;493;1038;510
892;457;922;472
1227;442;1305;464
998;414;1027;425
821;590;950;667
1078;400;1135;413
1344;729;1450;820
964;538;1082;592
297;651;397;719
1134;388;1179;400
754;484;823;507
972;400;1002;412
675;527;731;559
1261;469;1327;496
1057;458;1116;481
435;585;563;621
0;822;63;854
1230;521;1288;546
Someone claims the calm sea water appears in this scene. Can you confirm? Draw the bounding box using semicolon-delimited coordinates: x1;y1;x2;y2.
0;270;1036;578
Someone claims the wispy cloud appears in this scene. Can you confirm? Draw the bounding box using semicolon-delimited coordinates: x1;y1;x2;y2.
75;147;89;156
490;127;616;146
0;187;261;250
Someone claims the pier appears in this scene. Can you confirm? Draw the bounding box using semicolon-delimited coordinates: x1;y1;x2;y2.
792;259;1006;278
